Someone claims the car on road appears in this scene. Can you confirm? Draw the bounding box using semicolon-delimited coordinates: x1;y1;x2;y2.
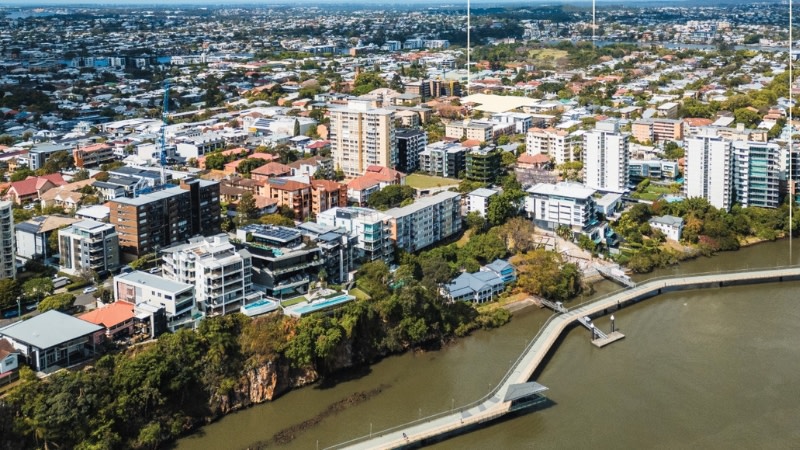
148;267;160;274
83;286;98;294
3;310;19;319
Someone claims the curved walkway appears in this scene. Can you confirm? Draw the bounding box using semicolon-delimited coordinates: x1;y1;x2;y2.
330;266;800;450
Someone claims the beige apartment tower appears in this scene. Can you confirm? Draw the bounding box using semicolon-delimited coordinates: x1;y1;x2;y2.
330;100;397;178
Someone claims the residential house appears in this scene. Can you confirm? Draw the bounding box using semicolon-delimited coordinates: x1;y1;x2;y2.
442;259;515;304
5;174;66;204
0;339;19;375
78;301;136;340
39;178;96;210
648;215;684;241
0;310;103;372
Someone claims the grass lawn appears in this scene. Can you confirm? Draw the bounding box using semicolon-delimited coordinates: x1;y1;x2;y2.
456;229;473;248
406;173;460;190
476;292;529;314
349;287;371;301
527;48;568;61
281;295;307;307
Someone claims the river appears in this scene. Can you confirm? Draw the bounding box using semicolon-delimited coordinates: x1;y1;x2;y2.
176;239;800;450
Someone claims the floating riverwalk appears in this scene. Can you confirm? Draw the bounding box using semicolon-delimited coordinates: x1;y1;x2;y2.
328;266;800;450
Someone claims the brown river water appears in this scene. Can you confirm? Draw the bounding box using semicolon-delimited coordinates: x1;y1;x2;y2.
176;239;800;450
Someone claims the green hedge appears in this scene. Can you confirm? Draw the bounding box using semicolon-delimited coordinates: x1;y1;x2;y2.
66;280;91;291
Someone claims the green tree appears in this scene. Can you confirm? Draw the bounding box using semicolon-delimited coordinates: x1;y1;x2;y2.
236;192;257;226
38;293;76;312
352;71;387;96
10;168;34;182
23;277;54;302
733;108;761;128
204;152;227;170
236;158;267;176
464;211;486;231
293;119;300;137
0;278;20;309
42;150;75;174
72;169;90;181
367;185;416;210
259;213;295;227
663;141;684;160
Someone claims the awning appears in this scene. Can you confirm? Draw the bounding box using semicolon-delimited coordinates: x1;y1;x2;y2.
503;382;549;403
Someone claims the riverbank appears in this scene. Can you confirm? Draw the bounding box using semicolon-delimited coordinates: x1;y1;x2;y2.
176;238;800;450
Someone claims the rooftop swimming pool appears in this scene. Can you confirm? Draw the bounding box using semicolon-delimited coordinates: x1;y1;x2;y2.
285;294;355;317
242;299;279;317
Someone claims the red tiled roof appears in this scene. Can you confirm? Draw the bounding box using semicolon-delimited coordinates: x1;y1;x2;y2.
252;162;293;177
267;178;310;191
347;176;381;191
307;140;330;149
249;152;277;161
79;301;135;329
517;153;550;164
364;165;405;182
311;179;344;192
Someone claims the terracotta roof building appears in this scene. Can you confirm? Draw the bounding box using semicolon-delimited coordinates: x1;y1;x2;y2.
79;301;136;340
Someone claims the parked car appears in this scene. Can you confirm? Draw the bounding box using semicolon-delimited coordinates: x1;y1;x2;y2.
3;309;19;319
83;286;98;294
148;267;160;274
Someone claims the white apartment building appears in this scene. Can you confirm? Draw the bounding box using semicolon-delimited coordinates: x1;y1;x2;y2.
524;182;598;234
583;121;629;193
491;112;534;134
113;271;196;330
445;120;494;142
329;100;397;178
526;127;572;165
685;131;732;211
58;220;119;276
466;188;498;217
161;234;254;316
0;201;14;280
385;191;463;253
316;206;393;263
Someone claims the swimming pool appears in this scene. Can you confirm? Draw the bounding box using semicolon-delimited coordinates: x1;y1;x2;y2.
285;294;355;317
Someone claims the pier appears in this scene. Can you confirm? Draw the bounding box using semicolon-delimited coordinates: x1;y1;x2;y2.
329;266;800;450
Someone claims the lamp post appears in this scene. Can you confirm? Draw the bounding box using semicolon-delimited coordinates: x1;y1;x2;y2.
16;296;21;319
610;314;616;333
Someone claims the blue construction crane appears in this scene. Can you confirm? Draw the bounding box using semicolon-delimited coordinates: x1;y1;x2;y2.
159;81;170;184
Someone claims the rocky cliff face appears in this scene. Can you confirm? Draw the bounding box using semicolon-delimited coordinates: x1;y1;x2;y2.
210;337;368;419
213;360;319;416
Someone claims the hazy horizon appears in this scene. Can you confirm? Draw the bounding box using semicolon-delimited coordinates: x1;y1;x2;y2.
1;0;780;7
